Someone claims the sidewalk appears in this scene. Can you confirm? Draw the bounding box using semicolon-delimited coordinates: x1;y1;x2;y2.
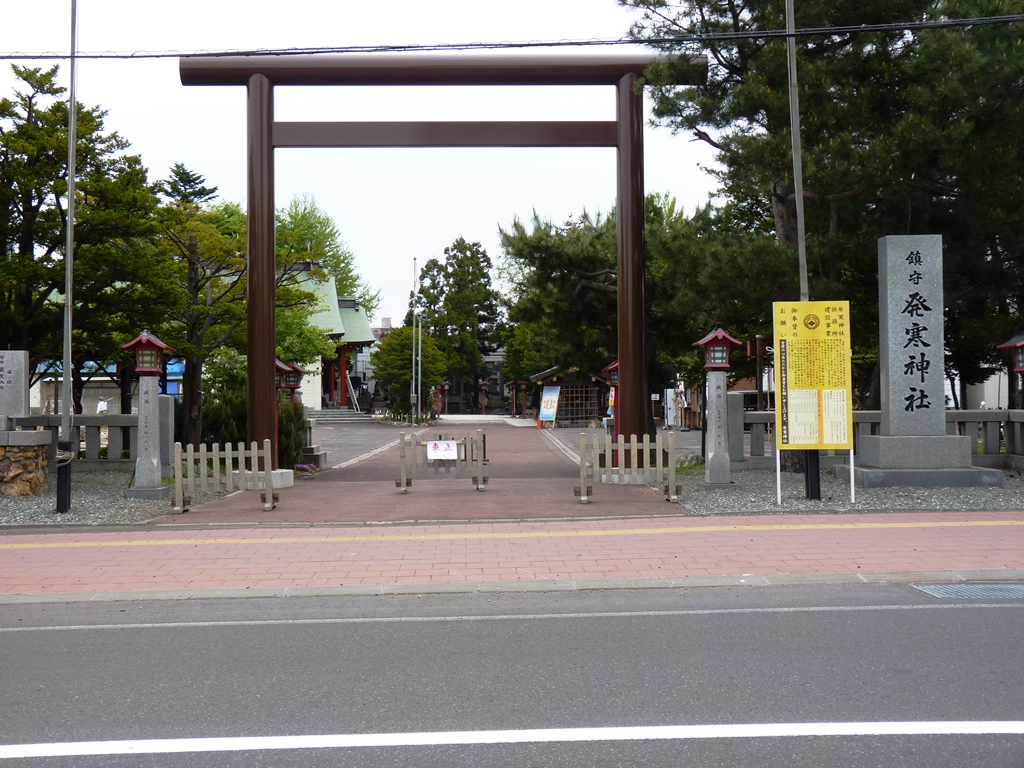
1;421;1023;603
145;420;687;526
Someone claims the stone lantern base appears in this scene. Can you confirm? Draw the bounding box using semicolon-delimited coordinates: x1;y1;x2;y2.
0;431;51;497
126;484;171;501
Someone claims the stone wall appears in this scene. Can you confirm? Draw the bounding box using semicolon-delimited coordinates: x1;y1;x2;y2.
0;443;49;497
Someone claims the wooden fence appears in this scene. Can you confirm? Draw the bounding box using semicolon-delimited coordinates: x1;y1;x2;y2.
396;431;487;493
172;439;275;512
577;432;680;503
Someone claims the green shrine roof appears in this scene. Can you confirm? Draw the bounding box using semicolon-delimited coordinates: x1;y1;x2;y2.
337;297;375;346
307;274;375;347
308;275;345;339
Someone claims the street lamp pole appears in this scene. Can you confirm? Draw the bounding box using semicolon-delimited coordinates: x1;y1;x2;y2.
415;313;419;428
786;0;809;303
785;0;820;500
57;0;79;514
410;258;417;422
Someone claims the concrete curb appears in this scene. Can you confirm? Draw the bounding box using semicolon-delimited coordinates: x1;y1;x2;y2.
3;569;1023;605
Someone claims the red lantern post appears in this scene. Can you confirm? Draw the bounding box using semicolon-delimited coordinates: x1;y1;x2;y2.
997;330;1024;409
121;329;176;500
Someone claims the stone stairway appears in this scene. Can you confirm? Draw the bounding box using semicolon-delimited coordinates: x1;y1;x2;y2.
309;407;377;424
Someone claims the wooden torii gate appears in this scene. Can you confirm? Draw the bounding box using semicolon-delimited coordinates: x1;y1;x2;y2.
180;52;705;465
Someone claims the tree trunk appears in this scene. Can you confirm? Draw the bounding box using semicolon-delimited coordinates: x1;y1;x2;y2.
947;376;960;409
771;180;798;246
772;179;803;473
182;358;204;446
119;363;134;454
71;365;85;415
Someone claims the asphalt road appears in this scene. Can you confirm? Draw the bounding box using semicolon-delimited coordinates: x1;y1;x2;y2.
1;584;1022;767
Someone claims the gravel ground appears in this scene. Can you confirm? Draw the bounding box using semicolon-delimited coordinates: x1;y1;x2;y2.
0;470;223;527
3;458;1023;528
678;466;1024;515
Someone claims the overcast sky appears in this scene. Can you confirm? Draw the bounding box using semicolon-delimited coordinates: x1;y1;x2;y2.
2;1;718;325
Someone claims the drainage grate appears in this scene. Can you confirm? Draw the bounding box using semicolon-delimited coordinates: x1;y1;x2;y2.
912;583;1024;599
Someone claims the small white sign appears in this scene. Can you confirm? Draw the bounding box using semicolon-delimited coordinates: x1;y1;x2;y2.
426;440;459;461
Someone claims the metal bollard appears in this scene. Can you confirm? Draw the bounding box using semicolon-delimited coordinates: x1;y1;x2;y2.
56;440;72;514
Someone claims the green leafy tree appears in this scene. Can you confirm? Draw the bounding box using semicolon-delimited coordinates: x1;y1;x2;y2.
413;238;504;408
0;64;165;410
499;211;618;377
276;194;380;318
154;185;249;446
277;396;307;469
499;196;782;393
623;0;1024;404
500;320;554;383
274;194;380;406
368;325;446;415
196;347;247;445
274;297;337;365
155;185;367;444
156;162;218;207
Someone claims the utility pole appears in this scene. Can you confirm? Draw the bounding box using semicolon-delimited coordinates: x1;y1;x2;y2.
57;0;79;514
416;313;423;424
785;0;820;500
410;258;417;422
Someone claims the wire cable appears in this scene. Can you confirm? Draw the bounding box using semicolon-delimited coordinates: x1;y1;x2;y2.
0;14;1022;61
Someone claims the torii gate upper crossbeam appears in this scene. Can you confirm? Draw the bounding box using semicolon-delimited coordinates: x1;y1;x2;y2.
180;52;706;464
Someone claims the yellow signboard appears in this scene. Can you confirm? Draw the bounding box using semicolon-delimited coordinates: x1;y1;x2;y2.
773;301;853;450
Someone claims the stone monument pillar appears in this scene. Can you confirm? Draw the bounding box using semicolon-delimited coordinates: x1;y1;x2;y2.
704;369;731;485
849;235;1001;487
0;350;30;425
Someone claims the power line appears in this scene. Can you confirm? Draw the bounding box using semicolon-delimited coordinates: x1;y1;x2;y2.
0;14;1022;61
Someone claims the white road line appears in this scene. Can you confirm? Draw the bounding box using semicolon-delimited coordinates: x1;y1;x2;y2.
541;430;580;462
330;440;399;470
1;602;1021;633
330;428;429;469
3;722;1024;758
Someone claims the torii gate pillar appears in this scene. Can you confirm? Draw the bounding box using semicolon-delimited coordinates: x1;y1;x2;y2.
182;52;706;463
247;73;277;465
616;72;646;442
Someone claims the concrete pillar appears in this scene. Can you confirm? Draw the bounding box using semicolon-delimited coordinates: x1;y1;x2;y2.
727;391;745;461
159;394;174;470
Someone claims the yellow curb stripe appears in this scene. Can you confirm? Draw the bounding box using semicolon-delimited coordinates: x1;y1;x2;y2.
2;519;1023;550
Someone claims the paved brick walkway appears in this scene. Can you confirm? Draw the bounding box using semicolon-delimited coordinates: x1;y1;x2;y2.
147;422;678;526
3;513;1023;601
2;422;1023;602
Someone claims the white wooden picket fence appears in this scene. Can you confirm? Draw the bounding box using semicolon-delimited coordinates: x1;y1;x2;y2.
172;439;275;512
396;431;487;493
576;432;680;503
